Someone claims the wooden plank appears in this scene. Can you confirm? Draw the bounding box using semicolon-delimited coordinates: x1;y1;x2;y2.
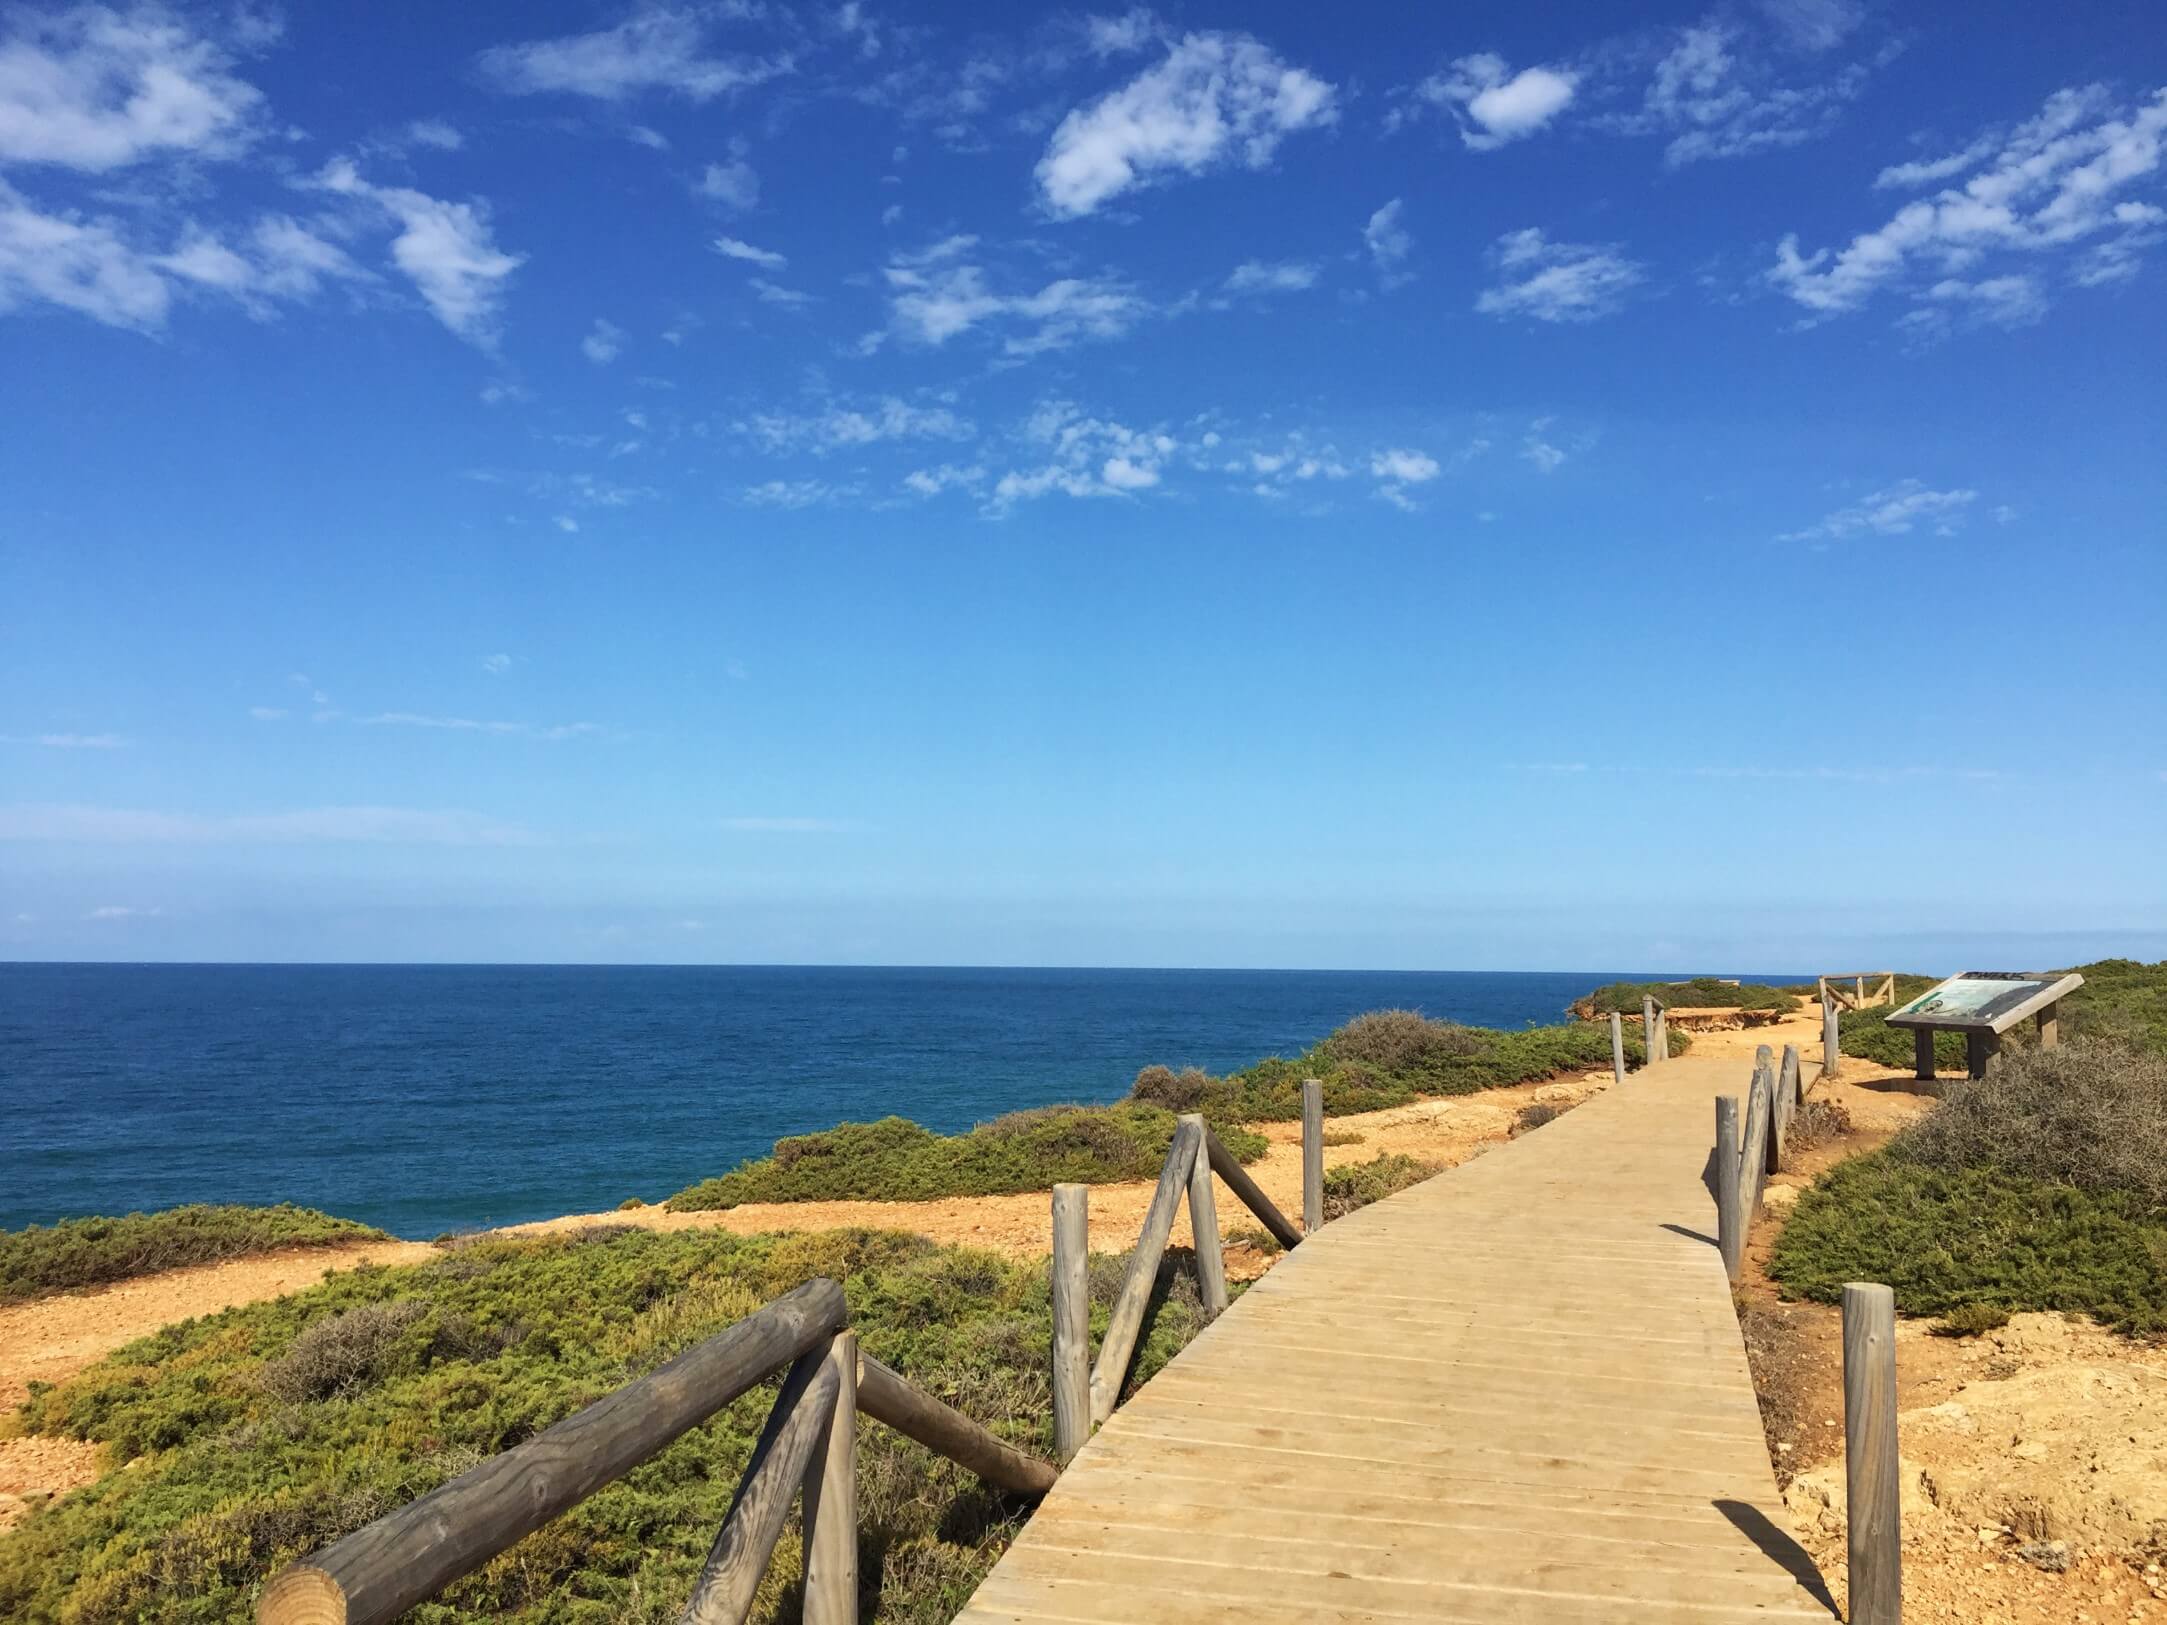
258;1278;847;1625
1204;1127;1302;1250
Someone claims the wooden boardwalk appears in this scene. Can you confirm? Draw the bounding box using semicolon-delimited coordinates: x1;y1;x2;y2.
957;1054;1837;1624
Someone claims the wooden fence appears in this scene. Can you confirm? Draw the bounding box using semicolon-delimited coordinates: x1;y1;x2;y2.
1818;972;1896;1012
258;1278;1055;1625
1709;1047;1901;1624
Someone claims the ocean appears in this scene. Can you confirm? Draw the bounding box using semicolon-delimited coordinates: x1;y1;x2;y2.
1;964;1794;1238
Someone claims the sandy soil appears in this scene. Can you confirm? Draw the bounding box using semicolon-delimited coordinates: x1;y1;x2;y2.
0;1237;433;1530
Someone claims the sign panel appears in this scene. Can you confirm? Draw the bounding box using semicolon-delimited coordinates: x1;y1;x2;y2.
1885;971;2083;1034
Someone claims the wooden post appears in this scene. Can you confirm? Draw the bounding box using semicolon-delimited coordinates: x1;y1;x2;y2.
1609;1011;1625;1086
684;1345;841;1625
1816;976;1829;1008
2035;1007;2059;1049
258;1279;847;1625
1050;1184;1089;1465
1643;996;1659;1065
1823;1002;1841;1082
1301;1078;1324;1235
1741;1067;1772;1211
1179;1114;1228;1317
800;1332;857;1625
1856;975;1866;1008
1842;1282;1902;1625
1203;1129;1302;1251
1774;1045;1800;1165
855;1353;1057;1496
1715;1095;1743;1284
1912;1027;1935;1082
1089;1117;1201;1425
1781;1044;1802;1108
1965;1029;1993;1080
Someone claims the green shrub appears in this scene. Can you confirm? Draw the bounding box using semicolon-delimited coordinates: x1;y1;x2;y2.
1841;962;2167;1071
0;1225;1218;1623
1767;1153;2167;1334
665;1106;1268;1212
0;1205;384;1305
1128;1009;1674;1126
1320;1153;1441;1220
1839;1004;1968;1070
1575;979;1800;1016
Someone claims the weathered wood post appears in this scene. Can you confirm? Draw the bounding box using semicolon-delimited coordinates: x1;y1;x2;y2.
1715;1095;1743;1284
800;1331;857;1625
1842;1282;1902;1625
1823;1000;1841;1082
1774;1045;1800;1165
1643;996;1659;1065
1741;1067;1772;1212
1912;1028;1935;1082
1179;1113;1227;1317
1301;1078;1324;1235
1856;975;1866;1008
1609;1011;1626;1086
1050;1184;1090;1463
1965;1029;1993;1080
2035;1007;2059;1048
1089;1117;1201;1425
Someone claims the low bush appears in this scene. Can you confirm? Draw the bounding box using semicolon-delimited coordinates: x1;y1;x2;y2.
1574;979;1800;1016
1838;1004;1968;1070
1129;1009;1676;1126
0;1204;383;1305
1320;1153;1441;1220
1511;1103;1560;1136
1;1225;1218;1623
666;1106;1268;1212
1769;1042;2167;1334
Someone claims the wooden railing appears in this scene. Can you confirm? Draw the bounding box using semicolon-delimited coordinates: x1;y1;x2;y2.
1818;972;1896;1012
1050;1106;1305;1460
1709;1045;1901;1623
258;1277;1055;1625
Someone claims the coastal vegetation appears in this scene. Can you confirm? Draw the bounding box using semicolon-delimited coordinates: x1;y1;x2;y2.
0;1205;384;1305
1319;1153;1441;1220
1573;978;1799;1017
1128;1006;1678;1122
1;1225;1216;1623
665;1106;1268;1213
1770;1041;2167;1333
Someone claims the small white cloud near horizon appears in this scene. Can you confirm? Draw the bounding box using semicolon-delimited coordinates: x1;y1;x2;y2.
1414;53;1578;150
719;816;855;833
87;903;162;919
477;11;790;102
1;803;547;847
481;653;513;675
1;731;128;748
248;706;288;721
1223;260;1318;294
1035;32;1337;218
1477;228;1644;323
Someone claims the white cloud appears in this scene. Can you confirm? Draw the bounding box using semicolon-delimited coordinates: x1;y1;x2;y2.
404;118;462;151
1476;228;1644;322
748;276;813;307
1522;435;1566;472
740;394;971;453
884;239;1146;354
698;153;760;210
1364;198;1411;285
1875;136;1999;190
1415;53;1577;150
248;706;287;721
360;711;600;740
1036;31;1336;218
0;181;168;326
87;903;159;919
988;402;1177;512
0;803;547;846
315;159;522;344
1756;0;1867;53
0;730;127;747
1370;448;1439;484
581;317;624;363
900;463;985;497
0;5;263;171
714;235;786;269
481;653;512;675
1771;86;2167;323
477;10;788;102
1224;259;1317;294
720;816;852;833
1638;21;1874;165
743;478;850;509
1781;479;1981;542
1101;455;1158;489
554;514;580;533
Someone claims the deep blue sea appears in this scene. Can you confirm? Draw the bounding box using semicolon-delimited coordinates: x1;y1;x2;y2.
1;965;1796;1239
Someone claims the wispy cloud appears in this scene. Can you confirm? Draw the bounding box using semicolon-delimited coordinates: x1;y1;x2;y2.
1406;53;1577;150
1631;21;1879;165
883;236;1147;355
481;653;513;675
581;317;624;363
1035;32;1336;217
720;816;855;833
1476;229;1644;322
1780;479;1981;543
1364;199;1413;287
313;158;522;346
477;10;790;102
738;393;971;454
359;712;601;740
1;804;549;846
0;731;128;748
1771;85;2167;325
1222;260;1319;295
714;235;787;269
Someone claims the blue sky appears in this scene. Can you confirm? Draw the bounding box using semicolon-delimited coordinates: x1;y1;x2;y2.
2;0;2163;970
